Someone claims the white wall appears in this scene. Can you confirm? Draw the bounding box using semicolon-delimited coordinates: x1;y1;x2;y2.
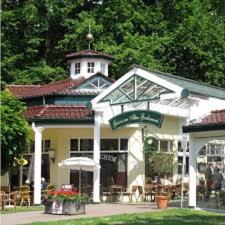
68;58;110;79
189;95;225;122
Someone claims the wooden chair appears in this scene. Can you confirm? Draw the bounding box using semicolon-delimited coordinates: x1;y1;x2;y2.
144;184;156;202
19;186;31;206
4;191;18;211
130;186;144;203
121;187;132;203
109;185;123;202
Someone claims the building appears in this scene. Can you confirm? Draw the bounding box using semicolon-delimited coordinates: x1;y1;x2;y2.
3;48;225;207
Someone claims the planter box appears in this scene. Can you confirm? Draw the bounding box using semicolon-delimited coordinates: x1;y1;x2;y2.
44;201;53;214
63;201;85;215
44;200;85;215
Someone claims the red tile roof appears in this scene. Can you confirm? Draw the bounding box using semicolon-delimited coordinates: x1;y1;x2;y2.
24;105;94;120
183;109;225;133
7;85;41;96
66;50;112;60
201;109;225;125
7;78;85;99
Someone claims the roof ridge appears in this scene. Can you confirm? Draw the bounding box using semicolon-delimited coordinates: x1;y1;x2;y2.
6;84;41;87
44;104;87;108
132;64;225;91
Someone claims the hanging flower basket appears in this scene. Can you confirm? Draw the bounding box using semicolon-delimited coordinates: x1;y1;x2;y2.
44;191;86;215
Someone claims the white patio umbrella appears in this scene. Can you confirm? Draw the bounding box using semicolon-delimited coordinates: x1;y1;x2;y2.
58;157;100;193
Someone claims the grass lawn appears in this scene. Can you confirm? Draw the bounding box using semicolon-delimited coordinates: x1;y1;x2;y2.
0;205;44;214
26;209;225;225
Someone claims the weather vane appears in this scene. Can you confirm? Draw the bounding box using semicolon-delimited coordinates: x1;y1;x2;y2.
86;25;94;50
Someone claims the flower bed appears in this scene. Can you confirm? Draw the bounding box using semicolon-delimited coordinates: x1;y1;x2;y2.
44;191;85;215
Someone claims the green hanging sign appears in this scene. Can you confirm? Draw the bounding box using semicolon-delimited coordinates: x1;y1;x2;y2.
144;136;158;153
109;110;163;130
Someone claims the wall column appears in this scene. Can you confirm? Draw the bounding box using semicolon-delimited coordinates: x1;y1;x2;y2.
189;135;209;208
93;112;101;203
32;123;45;205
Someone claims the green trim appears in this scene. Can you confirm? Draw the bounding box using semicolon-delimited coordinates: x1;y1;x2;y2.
182;123;225;133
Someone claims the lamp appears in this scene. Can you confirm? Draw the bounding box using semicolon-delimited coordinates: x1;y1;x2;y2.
48;149;55;163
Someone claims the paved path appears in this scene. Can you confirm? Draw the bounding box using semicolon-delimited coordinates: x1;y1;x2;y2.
1;203;161;225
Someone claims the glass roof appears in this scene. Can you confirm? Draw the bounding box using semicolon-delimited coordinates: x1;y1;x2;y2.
101;74;172;105
76;76;111;91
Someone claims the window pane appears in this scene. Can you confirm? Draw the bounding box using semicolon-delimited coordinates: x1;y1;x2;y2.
160;140;168;152
70;139;78;151
80;139;93;151
44;140;51;149
120;139;128;150
101;139;118;151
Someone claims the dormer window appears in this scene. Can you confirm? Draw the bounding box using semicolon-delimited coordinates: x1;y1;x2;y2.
101;63;106;74
87;62;94;73
75;63;80;74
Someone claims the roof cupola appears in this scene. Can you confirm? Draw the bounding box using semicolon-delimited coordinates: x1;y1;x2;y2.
66;30;112;79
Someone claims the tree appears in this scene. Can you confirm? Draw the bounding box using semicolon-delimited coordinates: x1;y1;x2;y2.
150;152;176;177
1;90;30;175
1;0;225;87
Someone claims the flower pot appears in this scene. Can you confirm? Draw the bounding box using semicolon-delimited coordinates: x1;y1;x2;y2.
156;195;169;209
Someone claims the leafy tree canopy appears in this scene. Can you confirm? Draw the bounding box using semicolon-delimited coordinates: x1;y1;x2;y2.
1;0;225;87
1;90;30;175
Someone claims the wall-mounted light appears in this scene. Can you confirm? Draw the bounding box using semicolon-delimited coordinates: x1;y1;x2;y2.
48;149;55;163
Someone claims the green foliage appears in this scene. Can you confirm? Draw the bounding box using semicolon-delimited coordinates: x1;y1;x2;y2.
150;152;176;176
1;90;30;175
1;0;225;87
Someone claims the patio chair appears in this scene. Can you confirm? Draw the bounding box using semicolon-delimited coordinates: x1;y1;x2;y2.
100;186;111;202
121;187;132;203
3;191;18;211
19;186;31;206
171;184;182;199
144;184;156;202
41;184;55;203
130;186;145;203
109;185;123;203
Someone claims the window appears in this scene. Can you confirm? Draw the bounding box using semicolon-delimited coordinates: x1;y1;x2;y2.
70;138;128;152
159;140;173;152
75;63;80;74
178;141;189;152
80;139;93;152
101;63;105;74
70;139;78;152
101;139;118;151
120;139;128;151
87;62;94;73
178;156;189;174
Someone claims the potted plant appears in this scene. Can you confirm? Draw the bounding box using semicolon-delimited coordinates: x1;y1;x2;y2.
44;191;86;215
150;151;176;209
